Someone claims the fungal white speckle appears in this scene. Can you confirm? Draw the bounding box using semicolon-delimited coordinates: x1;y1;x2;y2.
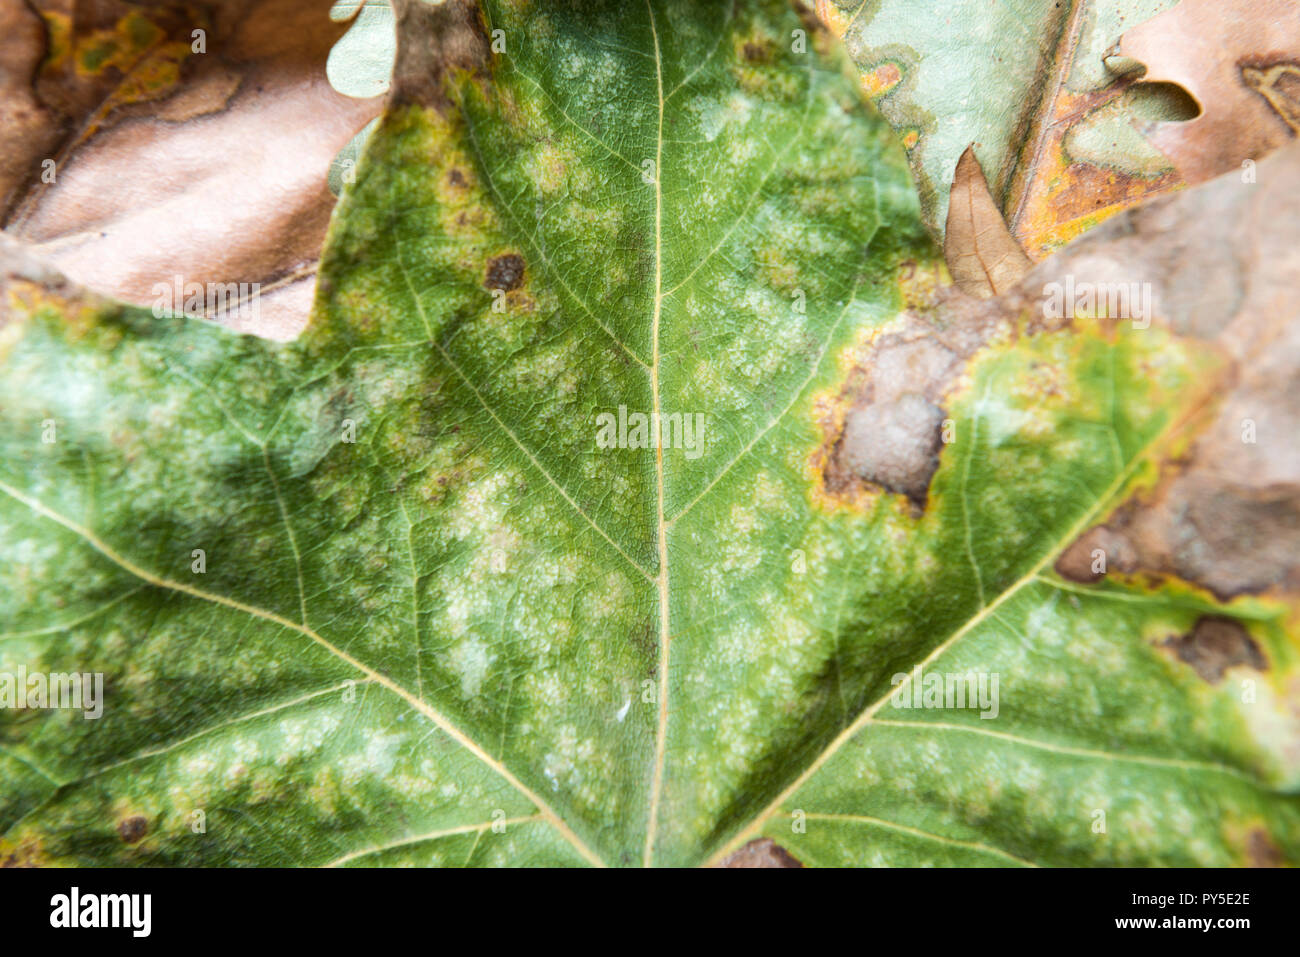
450;636;494;698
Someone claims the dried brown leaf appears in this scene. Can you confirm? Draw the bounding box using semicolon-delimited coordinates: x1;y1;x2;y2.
1121;0;1300;184
0;0;380;339
943;145;1032;298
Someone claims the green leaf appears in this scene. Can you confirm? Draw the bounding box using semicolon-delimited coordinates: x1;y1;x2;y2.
1;0;1297;868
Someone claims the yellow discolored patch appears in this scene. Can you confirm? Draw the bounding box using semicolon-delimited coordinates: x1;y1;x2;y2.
1222;818;1287;867
1009;87;1183;259
523;140;575;194
40;10;73;68
731;25;798;99
73;11;164;77
813;0;854;36
112;40;191;104
0;837;47;868
6;285;114;345
860;62;903;99
895;257;946;312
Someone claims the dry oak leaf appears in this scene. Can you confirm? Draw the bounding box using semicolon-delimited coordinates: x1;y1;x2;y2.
1121;0;1300;185
0;0;380;339
818;0;1299;259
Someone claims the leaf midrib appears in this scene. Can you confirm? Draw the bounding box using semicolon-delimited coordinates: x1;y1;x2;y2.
643;0;673;869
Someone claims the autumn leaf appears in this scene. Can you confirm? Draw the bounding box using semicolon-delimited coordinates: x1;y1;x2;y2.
817;0;1300;264
1;0;1298;869
943;146;1032;297
0;0;380;338
1120;0;1300;185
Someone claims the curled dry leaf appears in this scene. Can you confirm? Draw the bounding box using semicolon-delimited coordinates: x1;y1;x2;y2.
1120;0;1300;185
942;146;1032;298
0;0;380;339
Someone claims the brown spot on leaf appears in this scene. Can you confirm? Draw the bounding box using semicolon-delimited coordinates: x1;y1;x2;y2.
1054;526;1138;583
813;283;1019;512
485;253;525;291
1043;143;1300;601
447;168;467;188
718;838;803;868
841;394;944;505
1098;470;1300;600
790;0;832;52
1056;352;1300;601
117;815;148;844
2;845;40;868
389;0;490;112
1246;828;1285;867
1163;616;1266;683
